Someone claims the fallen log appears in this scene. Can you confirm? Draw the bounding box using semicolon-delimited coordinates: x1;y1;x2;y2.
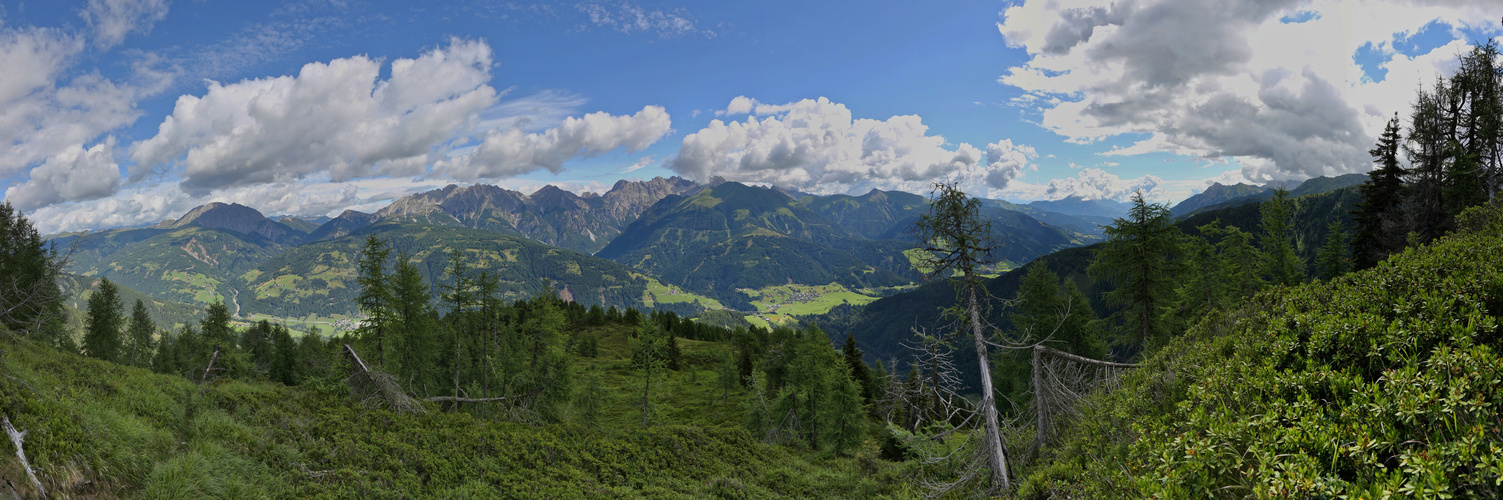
2;414;44;497
423;396;512;404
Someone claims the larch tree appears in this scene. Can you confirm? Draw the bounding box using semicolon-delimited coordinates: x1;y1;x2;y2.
1087;192;1183;346
356;235;393;366
911;181;1013;494
0;202;67;344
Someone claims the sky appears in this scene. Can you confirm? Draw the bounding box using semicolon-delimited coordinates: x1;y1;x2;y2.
2;0;1501;234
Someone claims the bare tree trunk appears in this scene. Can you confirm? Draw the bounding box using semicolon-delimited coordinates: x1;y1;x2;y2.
201;348;221;383
2;414;44;497
1032;346;1045;447
966;283;1011;493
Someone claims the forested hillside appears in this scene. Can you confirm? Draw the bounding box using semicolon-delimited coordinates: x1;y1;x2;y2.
1014;199;1503;497
241;223;650;318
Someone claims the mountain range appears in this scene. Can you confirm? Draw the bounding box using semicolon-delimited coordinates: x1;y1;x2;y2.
47;176;1166;321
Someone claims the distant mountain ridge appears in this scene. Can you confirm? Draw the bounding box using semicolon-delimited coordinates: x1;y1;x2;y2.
155;202;302;244
342;176;698;253
1173;173;1369;218
1027;196;1133;219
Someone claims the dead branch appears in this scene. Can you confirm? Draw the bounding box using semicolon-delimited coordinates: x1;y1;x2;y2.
200;348;221;383
423;396;511;403
2;414;44;497
342;344;425;414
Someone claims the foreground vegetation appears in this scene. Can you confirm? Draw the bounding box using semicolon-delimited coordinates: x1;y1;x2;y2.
1016;202;1503;497
0;321;916;498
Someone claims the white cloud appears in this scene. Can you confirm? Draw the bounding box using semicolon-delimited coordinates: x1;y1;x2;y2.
672;97;1035;196
575;2;713;38
983;139;1035;189
81;0;170;49
622;156;654;173
996;0;1503;182
4;137;122;210
434;105;672;180
1001;167;1166;202
0;27;148;181
131;38;499;194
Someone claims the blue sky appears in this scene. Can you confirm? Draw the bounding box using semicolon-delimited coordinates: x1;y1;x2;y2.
2;0;1501;233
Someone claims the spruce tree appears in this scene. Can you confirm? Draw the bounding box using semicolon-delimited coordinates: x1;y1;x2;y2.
841;333;873;404
1088;192;1183;346
83;278;124;362
125;299;156;367
1315;220;1351;281
201;301;235;349
1259;188;1305;287
269;324;299;385
0;202;66;342
1352;115;1409;269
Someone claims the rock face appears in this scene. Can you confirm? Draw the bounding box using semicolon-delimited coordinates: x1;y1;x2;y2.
371;177;699;253
159;202;300;243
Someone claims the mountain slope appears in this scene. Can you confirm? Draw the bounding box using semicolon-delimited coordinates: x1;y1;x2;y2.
596;182;911;309
1027;196;1131;219
157;202;303;244
1017;202;1503;497
1170;182;1269;215
306;209;378;243
52;224;284;308
240;223;649;318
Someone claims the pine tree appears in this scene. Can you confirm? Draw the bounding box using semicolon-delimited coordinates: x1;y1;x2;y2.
1259;188;1305;287
83;279;124;362
125;299;156;367
1088;192;1183;346
1352;115;1410;269
1315;220;1351;281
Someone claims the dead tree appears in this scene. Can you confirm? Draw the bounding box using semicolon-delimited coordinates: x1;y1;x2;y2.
343;344;426;414
2;414;44;497
1031;346;1137;448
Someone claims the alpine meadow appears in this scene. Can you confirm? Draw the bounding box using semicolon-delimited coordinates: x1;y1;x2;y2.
4;1;1503;498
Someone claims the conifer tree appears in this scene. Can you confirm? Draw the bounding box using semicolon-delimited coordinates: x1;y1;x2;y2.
201;301;235;349
1260;188;1305;287
1316;220;1351;281
0;202;66;343
390;252;436;390
125;299;156;367
1352;114;1408;270
356;236;393;366
269;324;299;385
83;278;124;362
632;322;668;427
1203;222;1265;301
1088;192;1183;345
841;333;874;404
913;181;1013;492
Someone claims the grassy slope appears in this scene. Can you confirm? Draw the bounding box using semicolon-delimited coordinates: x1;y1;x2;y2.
0;323;914;499
1016;203;1503;498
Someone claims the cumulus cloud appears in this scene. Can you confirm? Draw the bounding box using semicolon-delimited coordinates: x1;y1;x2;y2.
131;38;499;195
983;139;1035;189
434;105;671;180
0;27;146;181
81;0;170;49
576;2;714;38
1002;167;1166;202
671;97;1036;196
4;137;122;210
996;0;1503;181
